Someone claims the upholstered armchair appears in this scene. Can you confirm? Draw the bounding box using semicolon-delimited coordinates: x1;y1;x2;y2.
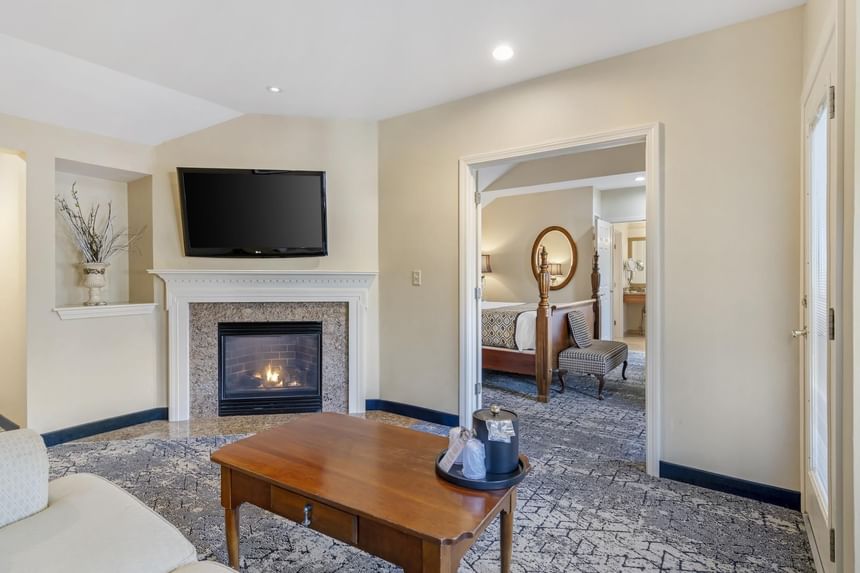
0;428;231;573
557;310;629;400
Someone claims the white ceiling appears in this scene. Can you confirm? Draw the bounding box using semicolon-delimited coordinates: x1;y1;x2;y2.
0;0;804;144
0;34;240;145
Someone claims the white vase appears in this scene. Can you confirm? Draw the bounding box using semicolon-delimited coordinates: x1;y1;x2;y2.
81;262;109;306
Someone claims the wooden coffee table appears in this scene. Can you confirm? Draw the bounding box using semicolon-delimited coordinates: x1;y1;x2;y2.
211;412;528;572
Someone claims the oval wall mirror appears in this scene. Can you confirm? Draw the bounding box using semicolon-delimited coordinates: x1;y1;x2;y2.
531;226;577;290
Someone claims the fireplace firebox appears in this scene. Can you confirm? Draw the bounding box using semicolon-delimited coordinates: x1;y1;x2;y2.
218;321;322;416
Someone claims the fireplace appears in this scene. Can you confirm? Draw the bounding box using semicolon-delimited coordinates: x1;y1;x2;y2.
218;321;322;416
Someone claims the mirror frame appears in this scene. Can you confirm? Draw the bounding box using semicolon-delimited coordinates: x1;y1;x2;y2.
627;236;646;289
531;225;577;290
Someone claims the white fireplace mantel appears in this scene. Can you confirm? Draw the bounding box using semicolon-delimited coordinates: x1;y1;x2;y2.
149;269;377;421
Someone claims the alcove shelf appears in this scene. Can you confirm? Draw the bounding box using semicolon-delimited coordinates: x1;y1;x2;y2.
53;302;158;321
54;158;154;311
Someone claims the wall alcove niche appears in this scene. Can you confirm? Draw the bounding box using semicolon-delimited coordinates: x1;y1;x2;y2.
53;158;156;319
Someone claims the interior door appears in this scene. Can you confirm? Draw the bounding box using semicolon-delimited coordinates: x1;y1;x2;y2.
474;177;484;412
595;217;612;340
612;229;624;338
800;39;838;572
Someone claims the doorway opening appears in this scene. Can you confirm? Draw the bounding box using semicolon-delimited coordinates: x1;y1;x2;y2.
611;220;647;352
459;124;663;476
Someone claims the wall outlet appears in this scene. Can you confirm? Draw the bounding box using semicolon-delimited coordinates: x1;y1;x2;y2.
412;270;422;286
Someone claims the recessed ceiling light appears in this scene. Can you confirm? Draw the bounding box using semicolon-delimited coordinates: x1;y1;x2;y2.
635;176;646;182
492;44;514;62
266;86;282;93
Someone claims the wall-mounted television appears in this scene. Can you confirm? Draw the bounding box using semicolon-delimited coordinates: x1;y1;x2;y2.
177;168;327;258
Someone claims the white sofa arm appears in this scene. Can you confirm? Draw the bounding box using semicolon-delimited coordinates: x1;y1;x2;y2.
0;429;48;528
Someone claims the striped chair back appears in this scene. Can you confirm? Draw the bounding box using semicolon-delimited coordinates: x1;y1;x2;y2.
567;310;593;348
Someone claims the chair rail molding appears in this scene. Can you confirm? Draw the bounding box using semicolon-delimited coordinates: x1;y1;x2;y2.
149;269;377;422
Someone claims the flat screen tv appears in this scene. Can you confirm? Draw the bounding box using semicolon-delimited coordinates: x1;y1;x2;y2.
178;168;327;257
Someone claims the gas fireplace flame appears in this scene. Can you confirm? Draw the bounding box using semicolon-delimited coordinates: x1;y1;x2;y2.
257;364;285;388
252;364;303;389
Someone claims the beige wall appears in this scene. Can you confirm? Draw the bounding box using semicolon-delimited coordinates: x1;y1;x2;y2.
482;188;594;304
0;112;160;433
0;111;381;433
485;143;645;191
128;176;154;304
0;152;27;425
152;115;378;273
0;112;382;433
379;8;802;488
151;115;381;400
599;187;646;222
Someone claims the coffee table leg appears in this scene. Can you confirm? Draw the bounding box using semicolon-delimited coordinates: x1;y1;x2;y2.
225;506;240;569
500;490;515;573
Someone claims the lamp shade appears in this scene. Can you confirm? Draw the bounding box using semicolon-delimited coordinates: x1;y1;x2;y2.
548;263;562;276
481;254;493;273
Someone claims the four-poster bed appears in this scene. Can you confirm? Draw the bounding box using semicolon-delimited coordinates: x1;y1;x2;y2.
481;247;602;402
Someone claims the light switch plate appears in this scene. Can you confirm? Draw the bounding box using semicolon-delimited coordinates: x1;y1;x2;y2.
412;270;422;286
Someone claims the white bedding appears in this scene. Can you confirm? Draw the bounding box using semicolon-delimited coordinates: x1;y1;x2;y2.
481;301;536;351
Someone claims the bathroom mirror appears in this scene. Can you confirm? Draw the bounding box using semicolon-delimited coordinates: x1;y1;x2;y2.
531;226;577;290
627;236;646;289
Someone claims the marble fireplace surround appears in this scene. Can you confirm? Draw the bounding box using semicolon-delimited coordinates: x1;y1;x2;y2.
150;270;377;422
189;302;345;418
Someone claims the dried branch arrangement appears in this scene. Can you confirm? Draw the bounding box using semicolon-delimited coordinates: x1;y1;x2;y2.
55;182;144;264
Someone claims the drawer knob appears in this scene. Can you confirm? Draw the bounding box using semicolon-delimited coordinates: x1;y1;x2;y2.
302;503;312;527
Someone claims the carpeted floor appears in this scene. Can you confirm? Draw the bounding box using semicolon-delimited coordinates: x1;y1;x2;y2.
48;350;814;572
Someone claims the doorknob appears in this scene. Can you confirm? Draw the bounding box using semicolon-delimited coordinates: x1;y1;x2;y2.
792;328;808;338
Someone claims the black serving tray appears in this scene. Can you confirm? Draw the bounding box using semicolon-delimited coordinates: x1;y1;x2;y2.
435;449;530;491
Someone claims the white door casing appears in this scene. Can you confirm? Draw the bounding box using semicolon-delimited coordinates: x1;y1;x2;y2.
613;229;624;339
459;123;664;477
800;29;840;572
595;217;613;340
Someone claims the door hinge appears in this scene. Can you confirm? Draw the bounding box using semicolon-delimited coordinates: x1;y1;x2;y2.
475;382;482;397
830;528;836;562
828;85;836;119
802;295;807;308
475;191;482;205
475;286;482;301
829;307;835;340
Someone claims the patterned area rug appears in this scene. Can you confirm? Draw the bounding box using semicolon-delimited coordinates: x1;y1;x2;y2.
482;350;647;464
48;352;813;572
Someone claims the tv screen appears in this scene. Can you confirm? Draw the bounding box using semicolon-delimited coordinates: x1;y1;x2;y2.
178;168;327;257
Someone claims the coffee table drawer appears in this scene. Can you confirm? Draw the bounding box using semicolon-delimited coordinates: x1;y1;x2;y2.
271;486;357;544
